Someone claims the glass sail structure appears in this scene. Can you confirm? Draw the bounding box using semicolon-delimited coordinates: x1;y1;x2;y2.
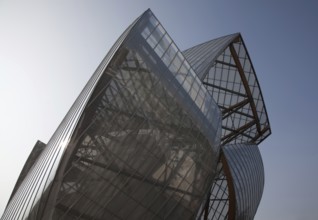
2;9;271;220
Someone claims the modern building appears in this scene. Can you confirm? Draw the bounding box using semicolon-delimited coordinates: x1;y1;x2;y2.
2;9;270;220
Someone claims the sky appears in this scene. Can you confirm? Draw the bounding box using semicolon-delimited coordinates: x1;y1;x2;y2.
0;0;318;219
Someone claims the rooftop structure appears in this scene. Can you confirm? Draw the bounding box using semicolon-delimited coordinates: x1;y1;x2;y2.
2;9;270;220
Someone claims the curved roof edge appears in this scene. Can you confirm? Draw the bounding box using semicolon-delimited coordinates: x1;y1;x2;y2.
183;34;271;144
183;33;240;80
238;34;272;143
222;143;264;219
1;9;147;220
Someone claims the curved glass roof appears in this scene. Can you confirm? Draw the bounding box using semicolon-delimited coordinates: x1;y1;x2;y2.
2;9;271;220
183;35;271;145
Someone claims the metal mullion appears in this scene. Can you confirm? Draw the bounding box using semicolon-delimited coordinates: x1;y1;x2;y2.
57;181;97;219
131;131;191;218
163;169;199;219
215;60;237;68
220;67;229;110
145;20;160;41
120;134;174;218
151;151;199;219
222;98;249;116
222;126;254;140
132;74;159;110
54;140;101;206
216;183;229;197
160;124;214;218
54;103;133;208
88;162;160;219
229;43;261;134
210;178;227;220
78;114;148;217
105;82;122;111
60;178;122;220
54;159;100;215
80;138;164;219
203;80;247;99
147;82;178;122
213;180;228;194
161;43;181;77
221;120;255;145
210;190;223;220
224;58;234;110
213;65;222;105
85;76;112;109
145;21;165;51
123;125;164;172
102;121;149;174
239;44;257;137
70;146;134;219
217;180;230;218
56;203;107;220
229;109;254;120
112;78;139;112
100;117;145;159
251;125;270;143
79;154;202;198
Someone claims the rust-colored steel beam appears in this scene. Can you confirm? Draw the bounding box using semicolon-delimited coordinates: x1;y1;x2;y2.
222;126;254;140
251;125;271;143
215;60;237;68
229;43;261;134
203;81;247;97
222;98;249;116
221;155;236;220
219;105;254;120
221;120;255;145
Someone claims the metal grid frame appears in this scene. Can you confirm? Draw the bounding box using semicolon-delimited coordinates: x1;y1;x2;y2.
186;35;271;220
2;9;271;220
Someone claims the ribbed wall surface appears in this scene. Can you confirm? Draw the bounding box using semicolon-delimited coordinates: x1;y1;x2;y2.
183;35;271;145
184;34;270;219
222;144;264;220
1;11;141;220
2;10;222;220
2;9;272;220
7;141;46;204
183;34;238;80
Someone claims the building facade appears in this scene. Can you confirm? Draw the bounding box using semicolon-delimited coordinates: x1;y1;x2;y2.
2;9;270;220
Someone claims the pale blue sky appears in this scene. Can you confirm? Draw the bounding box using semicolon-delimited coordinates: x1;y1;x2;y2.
1;1;318;219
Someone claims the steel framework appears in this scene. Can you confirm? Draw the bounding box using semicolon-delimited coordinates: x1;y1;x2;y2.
2;9;270;220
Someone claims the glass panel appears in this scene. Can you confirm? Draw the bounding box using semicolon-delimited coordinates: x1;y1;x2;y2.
141;26;151;39
149;15;159;28
147;34;158;48
154;34;171;58
156;24;166;38
161;34;172;52
146;24;165;49
169;52;183;73
162;43;177;66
